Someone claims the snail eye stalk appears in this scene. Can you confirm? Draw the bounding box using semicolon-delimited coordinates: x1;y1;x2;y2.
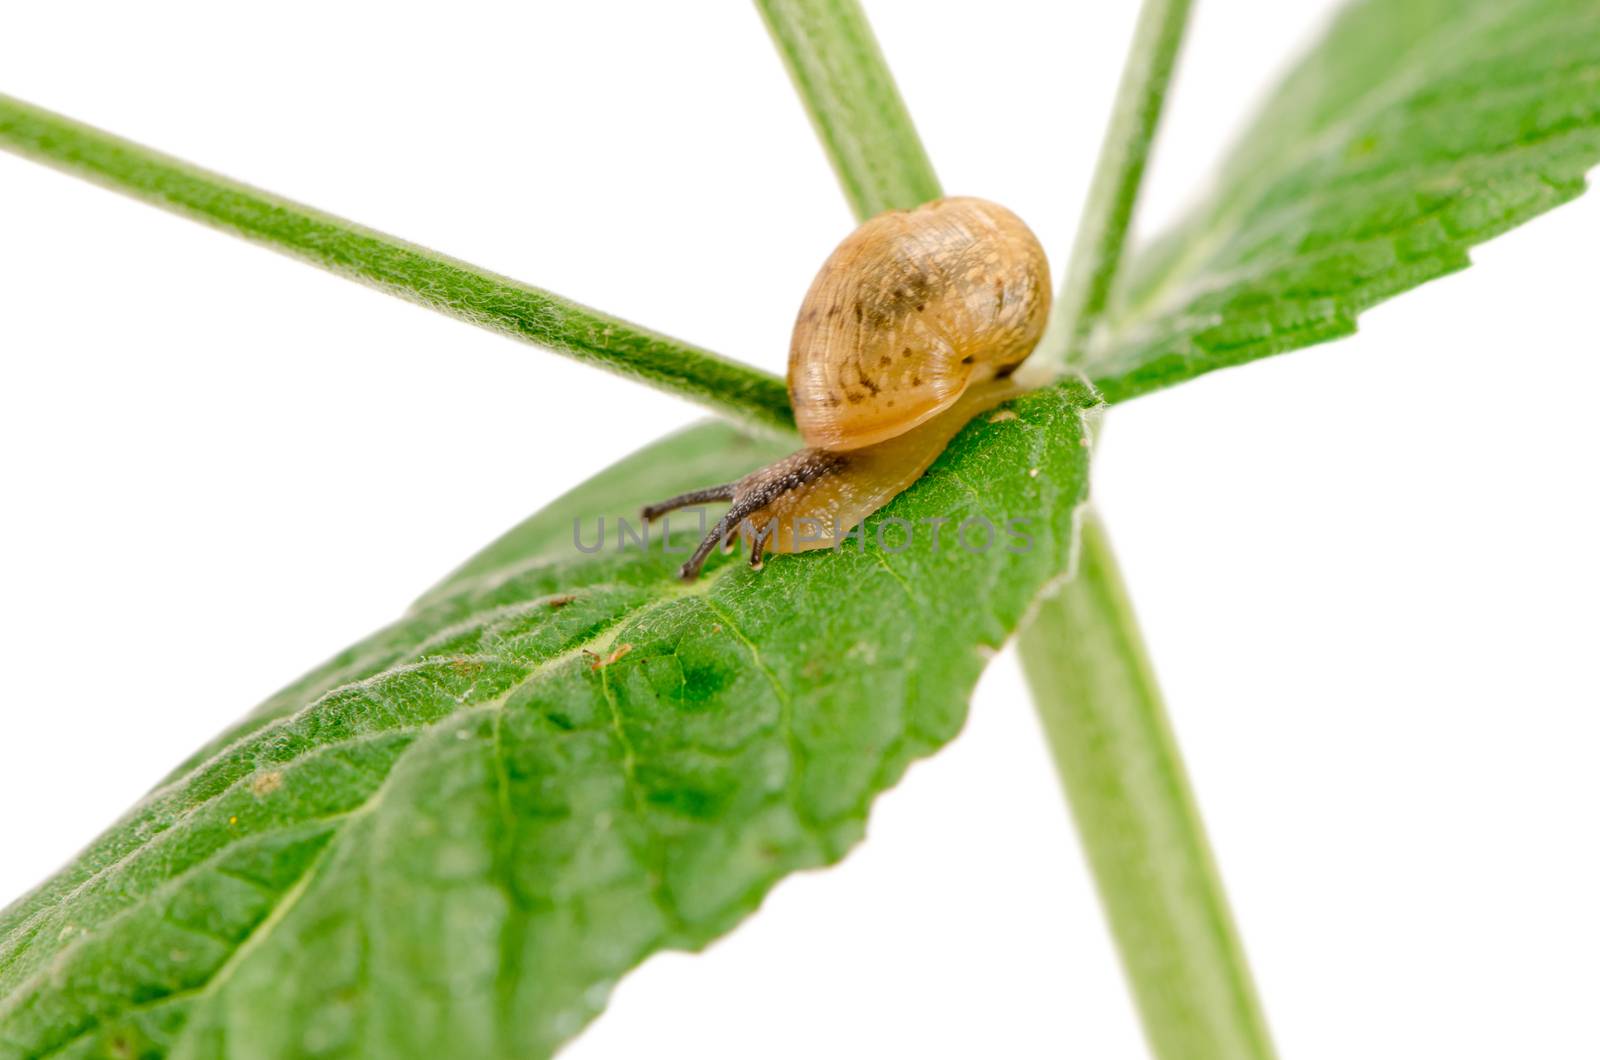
639;484;736;523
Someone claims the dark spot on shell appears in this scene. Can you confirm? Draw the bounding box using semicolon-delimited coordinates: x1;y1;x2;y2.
911;373;923;386
878;356;892;368
828;304;843;318
961;355;975;365
915;303;926;313
884;273;934;311
901;346;914;358
859;273;934;328
853;302;864;323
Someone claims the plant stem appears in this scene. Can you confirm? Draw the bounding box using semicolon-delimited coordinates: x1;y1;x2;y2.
754;0;942;218
1020;513;1276;1059
0;93;794;434
1036;0;1192;370
756;5;1273;1056
1018;0;1273;1054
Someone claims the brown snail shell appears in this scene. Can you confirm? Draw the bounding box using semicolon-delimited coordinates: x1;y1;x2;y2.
642;196;1051;580
789;196;1051;451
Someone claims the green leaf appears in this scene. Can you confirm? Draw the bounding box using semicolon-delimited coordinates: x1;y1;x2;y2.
1087;0;1600;404
0;94;794;434
0;382;1097;1058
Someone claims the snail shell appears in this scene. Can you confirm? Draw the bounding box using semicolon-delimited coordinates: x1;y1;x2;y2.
642;196;1052;580
788;196;1051;451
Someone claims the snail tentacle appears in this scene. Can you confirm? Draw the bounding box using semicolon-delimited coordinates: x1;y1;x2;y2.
640;483;737;522
664;449;845;581
679;509;743;581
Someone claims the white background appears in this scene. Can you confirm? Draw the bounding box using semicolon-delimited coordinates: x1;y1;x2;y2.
3;2;1598;1057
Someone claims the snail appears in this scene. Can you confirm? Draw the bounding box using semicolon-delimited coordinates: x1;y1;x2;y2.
643;196;1051;581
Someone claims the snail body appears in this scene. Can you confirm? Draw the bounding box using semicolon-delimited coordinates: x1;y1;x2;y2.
643;197;1051;580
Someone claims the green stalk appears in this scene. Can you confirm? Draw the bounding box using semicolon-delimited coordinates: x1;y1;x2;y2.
0;93;794;434
1020;513;1276;1059
1019;0;1273;1054
1036;0;1203;369
754;0;942;218
1037;0;1193;370
752;2;1273;1055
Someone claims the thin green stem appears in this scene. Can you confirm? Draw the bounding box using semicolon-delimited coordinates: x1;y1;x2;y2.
1017;0;1274;1053
754;0;942;219
1020;513;1276;1059
0;93;794;434
1036;0;1192;370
